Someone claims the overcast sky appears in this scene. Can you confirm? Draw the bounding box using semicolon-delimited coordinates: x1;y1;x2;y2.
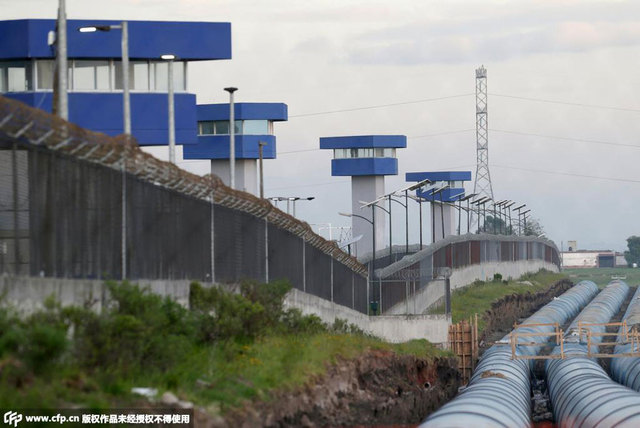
3;0;640;252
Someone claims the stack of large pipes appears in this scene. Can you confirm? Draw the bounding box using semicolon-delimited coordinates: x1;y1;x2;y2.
611;285;640;390
421;281;598;428
545;280;640;427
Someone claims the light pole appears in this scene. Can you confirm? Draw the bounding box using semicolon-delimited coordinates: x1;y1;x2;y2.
78;22;130;136
407;194;426;249
504;201;516;234
513;204;526;235
361;200;390;257
258;141;267;199
431;185;449;241
388;195;407;255
161;54;177;163
521;209;531;235
56;0;68;120
459;193;477;234
340;211;377;314
224;87;238;189
79;21;131;280
268;196;315;216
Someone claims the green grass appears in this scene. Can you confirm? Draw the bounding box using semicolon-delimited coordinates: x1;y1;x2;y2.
431;269;567;332
563;267;640;288
0;281;448;414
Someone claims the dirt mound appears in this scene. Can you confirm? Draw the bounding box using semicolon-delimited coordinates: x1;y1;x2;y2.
211;350;460;427
481;279;573;347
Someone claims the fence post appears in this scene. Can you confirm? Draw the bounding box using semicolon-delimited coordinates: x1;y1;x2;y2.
405;280;409;315
12;142;20;275
302;236;306;292
351;272;355;309
210;193;215;283
330;256;334;302
264;218;269;283
445;277;451;316
121;146;126;280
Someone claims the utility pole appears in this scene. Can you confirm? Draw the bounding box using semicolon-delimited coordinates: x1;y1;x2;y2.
472;66;494;226
258;141;266;199
56;0;68;120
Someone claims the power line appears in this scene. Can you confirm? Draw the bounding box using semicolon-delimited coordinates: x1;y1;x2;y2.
289;93;473;118
492;164;640;184
491;129;640;150
491;93;640;114
278;129;475;156
267;179;350;191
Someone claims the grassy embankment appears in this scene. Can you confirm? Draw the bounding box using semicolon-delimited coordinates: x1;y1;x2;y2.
0;280;446;414
431;269;567;333
563;267;640;288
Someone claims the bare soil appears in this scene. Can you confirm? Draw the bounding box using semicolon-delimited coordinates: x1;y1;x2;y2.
202;350;460;428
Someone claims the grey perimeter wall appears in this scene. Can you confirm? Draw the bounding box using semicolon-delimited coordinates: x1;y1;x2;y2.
1;276;450;346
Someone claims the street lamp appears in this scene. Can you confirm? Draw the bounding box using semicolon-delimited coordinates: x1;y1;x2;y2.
504;201;516;234
78;21;130;280
513;204;526;235
459;193;477;234
224;87;238;189
432;185;449;241
359;200;390;257
340;211;377;315
78;22;130;136
161;54;177;164
521;209;532;234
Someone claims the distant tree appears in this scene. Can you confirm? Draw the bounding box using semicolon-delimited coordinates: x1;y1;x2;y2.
483;215;513;235
523;218;545;237
624;236;640;267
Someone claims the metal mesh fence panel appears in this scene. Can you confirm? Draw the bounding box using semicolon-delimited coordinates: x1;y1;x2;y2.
0;146;29;275
332;260;354;309
304;244;332;301
28;148;121;278
354;274;368;313
0;95;369;312
267;224;303;289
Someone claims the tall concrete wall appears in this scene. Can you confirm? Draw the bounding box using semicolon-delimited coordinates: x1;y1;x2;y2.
0;276;450;346
384;259;559;315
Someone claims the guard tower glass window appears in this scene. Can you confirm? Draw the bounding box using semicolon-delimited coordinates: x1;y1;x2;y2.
0;61;33;92
36;60;55;90
214;121;229;134
131;61;149;91
198;121;214;135
71;60;110;91
242;120;269;135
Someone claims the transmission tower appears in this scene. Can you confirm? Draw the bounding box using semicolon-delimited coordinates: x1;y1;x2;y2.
473;65;494;201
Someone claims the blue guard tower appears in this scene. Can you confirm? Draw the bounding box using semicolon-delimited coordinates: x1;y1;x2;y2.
320;135;407;257
406;171;472;242
183;102;288;195
0;19;231;146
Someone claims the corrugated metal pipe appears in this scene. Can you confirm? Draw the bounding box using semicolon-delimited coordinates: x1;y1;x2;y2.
545;280;639;428
611;285;640;390
421;280;598;428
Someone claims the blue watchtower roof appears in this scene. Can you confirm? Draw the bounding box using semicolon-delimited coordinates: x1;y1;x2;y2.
320;135;406;177
407;171;472;202
406;171;472;182
0;19;231;60
197;103;288;121
319;135;407;149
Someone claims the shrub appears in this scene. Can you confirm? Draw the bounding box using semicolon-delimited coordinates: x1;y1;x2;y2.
493;273;503;282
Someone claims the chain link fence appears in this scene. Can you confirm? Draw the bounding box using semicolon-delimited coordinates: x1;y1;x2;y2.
373;234;560;314
0;95;368;313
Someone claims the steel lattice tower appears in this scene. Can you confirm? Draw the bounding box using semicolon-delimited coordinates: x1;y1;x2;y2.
473;65;494;201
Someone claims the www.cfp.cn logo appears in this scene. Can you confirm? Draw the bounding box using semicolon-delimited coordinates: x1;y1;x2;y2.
3;411;22;427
